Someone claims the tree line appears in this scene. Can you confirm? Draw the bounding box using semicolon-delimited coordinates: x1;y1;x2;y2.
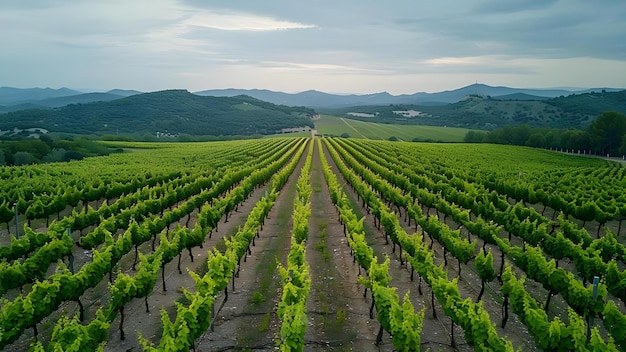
464;111;626;156
0;134;116;166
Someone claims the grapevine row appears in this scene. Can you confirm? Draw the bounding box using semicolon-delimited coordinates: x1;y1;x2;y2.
324;137;518;351
336;138;625;307
333;138;623;350
500;266;618;351
0;138;289;231
318;138;426;352
276;140;313;351
0;139;306;349
25;138;307;351
352;138;626;262
0;139;298;295
338;138;626;345
0;138;292;261
139;138;309;351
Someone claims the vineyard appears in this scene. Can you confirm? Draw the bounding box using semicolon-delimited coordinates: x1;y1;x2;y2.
1;136;626;351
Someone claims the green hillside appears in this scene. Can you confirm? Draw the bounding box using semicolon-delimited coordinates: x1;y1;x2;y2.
329;90;626;130
0;90;315;136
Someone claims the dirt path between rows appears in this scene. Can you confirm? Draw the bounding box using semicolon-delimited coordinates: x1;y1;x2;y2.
302;140;383;351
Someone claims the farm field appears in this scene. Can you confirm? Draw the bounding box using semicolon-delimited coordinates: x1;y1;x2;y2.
1;137;626;351
263;130;312;138
314;114;471;142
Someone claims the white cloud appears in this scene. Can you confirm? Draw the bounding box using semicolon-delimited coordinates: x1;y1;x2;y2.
184;11;316;31
260;61;391;75
425;57;482;66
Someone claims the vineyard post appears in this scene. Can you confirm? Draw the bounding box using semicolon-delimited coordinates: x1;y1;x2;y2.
586;275;600;343
67;227;75;273
13;202;19;238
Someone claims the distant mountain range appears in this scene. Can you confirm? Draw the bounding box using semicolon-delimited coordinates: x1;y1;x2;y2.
194;84;623;108
1;84;622;111
0;90;314;136
0;87;142;112
0;87;81;105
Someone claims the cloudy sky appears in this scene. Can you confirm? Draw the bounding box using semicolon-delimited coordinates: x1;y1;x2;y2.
1;0;625;94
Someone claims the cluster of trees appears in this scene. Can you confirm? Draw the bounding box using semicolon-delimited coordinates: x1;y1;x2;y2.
464;111;626;156
0;134;116;166
548;90;626;116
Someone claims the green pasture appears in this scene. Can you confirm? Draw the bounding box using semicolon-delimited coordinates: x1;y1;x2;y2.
263;131;311;138
314;115;471;142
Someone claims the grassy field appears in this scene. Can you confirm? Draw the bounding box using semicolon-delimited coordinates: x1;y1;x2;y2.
263;131;311;138
314;114;470;142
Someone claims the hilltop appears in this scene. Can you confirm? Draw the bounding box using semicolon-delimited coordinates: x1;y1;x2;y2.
0;90;314;137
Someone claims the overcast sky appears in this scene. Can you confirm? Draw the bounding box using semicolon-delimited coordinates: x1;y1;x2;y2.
1;0;625;94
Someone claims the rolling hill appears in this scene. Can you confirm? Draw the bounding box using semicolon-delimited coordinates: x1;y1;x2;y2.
330;90;626;130
33;92;126;108
0;90;315;136
0;87;81;105
491;93;550;101
0;88;142;111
